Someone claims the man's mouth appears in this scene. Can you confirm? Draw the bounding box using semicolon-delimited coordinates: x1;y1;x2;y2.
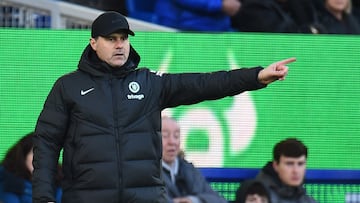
114;53;123;56
167;149;176;153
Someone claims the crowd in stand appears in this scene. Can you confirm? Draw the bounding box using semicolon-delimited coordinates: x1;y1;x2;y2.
1;0;360;34
63;0;360;34
153;0;360;34
231;0;360;34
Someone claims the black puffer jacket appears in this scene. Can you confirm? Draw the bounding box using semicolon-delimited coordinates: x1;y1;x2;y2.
33;44;266;203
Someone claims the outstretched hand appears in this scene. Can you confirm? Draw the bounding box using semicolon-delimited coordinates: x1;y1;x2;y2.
258;57;296;85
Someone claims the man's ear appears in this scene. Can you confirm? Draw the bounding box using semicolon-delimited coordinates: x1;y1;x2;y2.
90;38;97;51
273;161;279;172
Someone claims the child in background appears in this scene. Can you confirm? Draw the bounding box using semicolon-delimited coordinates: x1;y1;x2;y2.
235;179;270;203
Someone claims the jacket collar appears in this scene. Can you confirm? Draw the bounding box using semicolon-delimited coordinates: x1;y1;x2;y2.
77;44;140;78
261;161;306;198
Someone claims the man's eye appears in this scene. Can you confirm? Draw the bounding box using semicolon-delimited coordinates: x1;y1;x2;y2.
121;35;129;40
298;161;306;166
105;37;114;41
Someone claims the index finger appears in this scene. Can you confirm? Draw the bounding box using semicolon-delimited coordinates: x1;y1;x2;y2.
277;57;296;66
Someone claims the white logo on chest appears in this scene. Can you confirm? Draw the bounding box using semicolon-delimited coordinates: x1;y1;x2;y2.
128;82;140;93
128;82;144;100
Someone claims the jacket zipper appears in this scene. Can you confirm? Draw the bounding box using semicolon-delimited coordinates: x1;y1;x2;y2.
110;75;123;202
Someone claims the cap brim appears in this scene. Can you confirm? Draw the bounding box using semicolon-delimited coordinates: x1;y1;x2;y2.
111;28;135;36
128;30;135;36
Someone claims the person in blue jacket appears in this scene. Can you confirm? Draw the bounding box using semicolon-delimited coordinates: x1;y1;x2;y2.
0;132;62;203
32;11;296;203
154;0;241;31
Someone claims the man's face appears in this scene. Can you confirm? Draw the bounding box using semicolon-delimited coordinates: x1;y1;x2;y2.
326;0;349;13
161;118;181;165
273;155;306;187
90;32;130;68
26;148;34;174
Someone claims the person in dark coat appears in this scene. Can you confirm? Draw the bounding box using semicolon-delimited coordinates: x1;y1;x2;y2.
255;138;317;203
315;0;360;34
353;0;360;23
32;11;296;203
232;0;325;33
161;116;228;203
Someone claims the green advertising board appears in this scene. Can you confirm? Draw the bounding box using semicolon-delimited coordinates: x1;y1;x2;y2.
0;29;359;170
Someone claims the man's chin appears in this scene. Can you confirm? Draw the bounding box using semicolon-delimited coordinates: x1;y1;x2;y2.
288;181;302;187
109;61;126;68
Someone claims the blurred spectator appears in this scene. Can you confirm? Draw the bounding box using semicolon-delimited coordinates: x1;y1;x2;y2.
254;138;316;203
234;179;270;203
154;0;241;32
62;0;127;15
231;0;325;33
126;0;157;22
315;0;360;34
353;0;360;23
0;132;63;203
161;116;228;203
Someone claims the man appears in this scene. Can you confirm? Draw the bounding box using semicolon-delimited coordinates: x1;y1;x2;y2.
32;11;295;203
255;138;316;203
161;116;227;203
316;0;360;34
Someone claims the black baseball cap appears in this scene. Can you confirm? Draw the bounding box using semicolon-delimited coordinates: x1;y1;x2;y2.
91;11;135;38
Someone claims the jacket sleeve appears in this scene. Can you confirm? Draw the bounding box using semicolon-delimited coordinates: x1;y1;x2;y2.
33;78;69;203
160;67;266;109
184;162;228;203
1;192;21;203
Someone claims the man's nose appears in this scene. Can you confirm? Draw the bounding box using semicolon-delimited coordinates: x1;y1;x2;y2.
114;39;124;48
168;137;175;144
168;135;177;144
293;165;301;173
